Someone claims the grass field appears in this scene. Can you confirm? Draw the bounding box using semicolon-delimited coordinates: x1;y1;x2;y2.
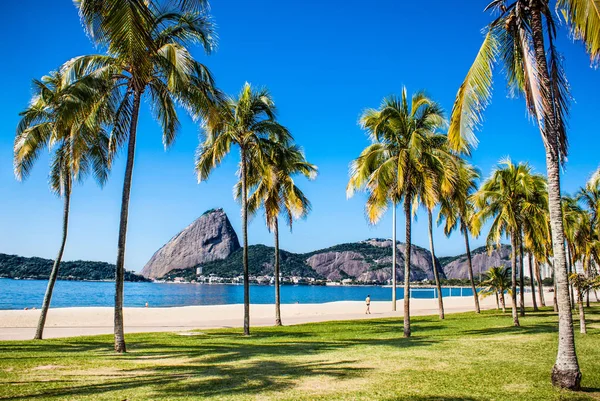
0;306;599;400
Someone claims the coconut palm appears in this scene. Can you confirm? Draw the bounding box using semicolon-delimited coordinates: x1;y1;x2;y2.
417;137;456;320
70;0;220;352
438;158;481;314
448;0;596;388
471;159;547;327
15;69;111;340
347;87;446;337
569;273;590;334
562;194;583;309
242;142;317;326
196;83;291;336
480;266;511;312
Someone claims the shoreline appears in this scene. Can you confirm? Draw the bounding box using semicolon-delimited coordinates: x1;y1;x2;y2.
0;290;551;341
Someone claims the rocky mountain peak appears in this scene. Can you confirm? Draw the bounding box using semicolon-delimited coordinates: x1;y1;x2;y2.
140;209;240;279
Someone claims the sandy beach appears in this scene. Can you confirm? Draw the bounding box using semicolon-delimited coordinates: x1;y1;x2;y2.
0;291;550;340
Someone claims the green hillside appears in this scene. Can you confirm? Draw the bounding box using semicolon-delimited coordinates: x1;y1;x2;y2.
0;253;149;282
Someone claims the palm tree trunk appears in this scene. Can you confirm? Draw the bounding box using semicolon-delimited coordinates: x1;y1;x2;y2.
500;292;506;313
519;233;525;316
567;244;575;310
392;203;397;312
428;209;444;319
534;258;546;307
34;184;71;340
529;4;581;389
241;147;250;336
114;90;142;353
274;217;282;326
510;229;520;327
462;223;480;313
576;287;587;334
529;252;538;311
495;291;500;310
403;196;411;338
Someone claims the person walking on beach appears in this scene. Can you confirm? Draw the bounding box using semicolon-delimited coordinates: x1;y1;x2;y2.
365;295;371;314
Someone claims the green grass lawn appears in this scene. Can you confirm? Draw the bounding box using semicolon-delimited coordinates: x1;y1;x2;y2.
1;307;599;400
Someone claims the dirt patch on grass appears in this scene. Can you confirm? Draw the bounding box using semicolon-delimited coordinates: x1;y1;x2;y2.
31;364;65;371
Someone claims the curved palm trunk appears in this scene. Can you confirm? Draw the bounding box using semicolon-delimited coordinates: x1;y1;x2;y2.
495;292;500;310
567;245;575;310
529;5;581;389
534;258;546;307
510;230;520;327
392;203;397;312
274;217;282;326
114;90;141;353
427;209;444;319
529;253;538;311
241;148;250;336
462;223;480;313
403;197;412;338
34;185;71;340
519;235;525;316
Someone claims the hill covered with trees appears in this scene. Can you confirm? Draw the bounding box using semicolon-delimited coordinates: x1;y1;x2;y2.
0;253;149;282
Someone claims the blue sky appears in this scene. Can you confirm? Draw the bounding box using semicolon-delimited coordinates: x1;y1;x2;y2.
1;1;599;272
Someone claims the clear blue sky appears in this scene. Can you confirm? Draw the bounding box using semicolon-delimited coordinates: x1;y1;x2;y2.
1;1;599;272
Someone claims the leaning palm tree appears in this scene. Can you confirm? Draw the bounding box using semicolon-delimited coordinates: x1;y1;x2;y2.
448;0;599;388
242;142;317;326
438;158;481;314
15;69;111;340
196;83;291;335
347;88;446;337
471;159;547;327
71;0;221;352
480;266;511;312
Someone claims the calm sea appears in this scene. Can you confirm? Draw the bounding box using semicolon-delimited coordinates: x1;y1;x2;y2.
0;278;475;310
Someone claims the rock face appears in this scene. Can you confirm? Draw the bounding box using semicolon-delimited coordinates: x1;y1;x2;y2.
442;245;512;279
140;209;240;279
305;239;444;283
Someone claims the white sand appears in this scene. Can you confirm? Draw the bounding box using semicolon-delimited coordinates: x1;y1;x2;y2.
0;290;551;340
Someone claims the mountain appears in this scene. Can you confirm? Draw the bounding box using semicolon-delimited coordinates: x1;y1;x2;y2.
440;245;512;279
141;209;240;279
0;253;148;282
159;238;444;284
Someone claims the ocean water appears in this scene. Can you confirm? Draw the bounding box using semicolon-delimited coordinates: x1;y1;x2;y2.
0;278;475;310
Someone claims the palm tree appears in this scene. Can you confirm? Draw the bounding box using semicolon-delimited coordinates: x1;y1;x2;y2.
196;83;291;335
242;142;317;326
480;266;510;312
569;273;590;334
577;180;600;307
563;194;583;308
471;159;547;327
347;88;446;337
438;158;481;314
71;0;220;352
448;0;598;388
418;137;457;320
15;69;111;340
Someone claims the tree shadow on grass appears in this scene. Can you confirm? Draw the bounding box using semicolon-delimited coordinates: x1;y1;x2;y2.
0;324;440;400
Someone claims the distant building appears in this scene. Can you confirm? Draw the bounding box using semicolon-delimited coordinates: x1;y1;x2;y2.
196;266;203;275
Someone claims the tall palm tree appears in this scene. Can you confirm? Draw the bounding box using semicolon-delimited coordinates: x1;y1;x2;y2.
15;70;111;340
71;0;220;352
196;83;291;335
447;0;599;388
438;158;481;314
563;194;583;308
480;266;511;312
419;137;457;320
347;88;446;337
242;142;317;326
471;159;547;327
